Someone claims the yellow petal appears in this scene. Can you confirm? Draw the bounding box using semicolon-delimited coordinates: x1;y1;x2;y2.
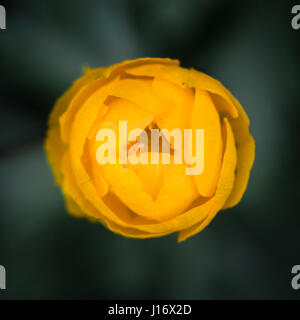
221;88;255;209
126;64;238;119
69;77;120;202
59;78;111;144
101;57;179;78
177;117;237;242
83;105;109;198
101;154;199;221
191;88;223;197
102;97;153;132
61;152;101;220
45;67;106;185
129;160;163;201
103;214;173;239
110;78;159;114
152;78;194;131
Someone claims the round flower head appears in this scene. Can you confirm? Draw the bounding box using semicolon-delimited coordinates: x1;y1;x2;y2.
45;58;255;242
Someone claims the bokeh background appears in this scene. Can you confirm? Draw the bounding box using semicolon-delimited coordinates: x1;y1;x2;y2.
0;0;300;299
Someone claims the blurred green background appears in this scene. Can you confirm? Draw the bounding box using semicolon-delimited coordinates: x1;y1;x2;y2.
0;0;300;299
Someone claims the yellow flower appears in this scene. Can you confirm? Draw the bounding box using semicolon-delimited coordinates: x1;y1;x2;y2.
45;57;255;242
